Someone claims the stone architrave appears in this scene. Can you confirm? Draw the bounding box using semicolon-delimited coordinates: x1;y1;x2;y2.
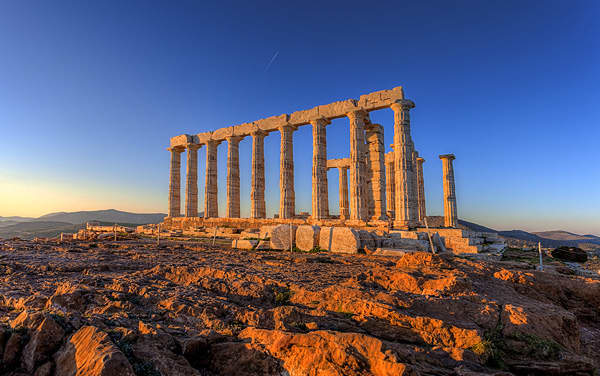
365;124;387;220
339;167;349;219
168;146;184;218
226;136;243;218
390;100;417;228
347;110;368;221
251;131;266;219
439;154;458;228
279;125;296;219
204;140;220;218
311;118;330;220
416;156;426;223
185;144;201;217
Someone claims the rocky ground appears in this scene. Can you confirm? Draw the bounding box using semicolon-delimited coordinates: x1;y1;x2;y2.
0;238;598;376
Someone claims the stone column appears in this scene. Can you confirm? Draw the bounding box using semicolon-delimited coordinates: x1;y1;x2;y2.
204;140;220;218
168;147;184;218
279;125;296;219
416;156;426;223
347;110;368;221
439;154;457;228
390;100;418;228
250;131;266;219
338;167;349;219
412;150;422;225
366;123;387;220
385;147;395;219
311;118;329;220
226;136;242;218
185;144;201;217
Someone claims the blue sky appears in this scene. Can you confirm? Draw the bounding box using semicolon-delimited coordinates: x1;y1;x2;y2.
0;0;598;234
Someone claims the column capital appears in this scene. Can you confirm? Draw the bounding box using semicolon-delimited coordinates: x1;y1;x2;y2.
250;129;268;137
417;157;425;163
439;154;456;161
309;117;331;127
226;135;243;144
185;143;202;151
346;109;368;120
390;100;415;112
167;146;185;153
278;124;297;132
206;139;222;146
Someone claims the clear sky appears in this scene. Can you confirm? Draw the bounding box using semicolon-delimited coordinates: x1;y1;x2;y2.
0;0;598;235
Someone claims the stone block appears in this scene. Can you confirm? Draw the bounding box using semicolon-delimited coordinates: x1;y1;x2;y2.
259;225;277;240
296;225;321;252
231;239;258;249
269;224;297;250
319;227;361;254
432;233;447;253
373;248;417;257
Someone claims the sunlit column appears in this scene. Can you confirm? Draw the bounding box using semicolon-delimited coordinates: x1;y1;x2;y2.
226;136;242;218
251;131;266;219
168;147;184;218
439;154;457;228
185;144;201;217
416;155;426;223
347;110;368;221
366;123;387;220
339;167;349;219
279;124;296;218
204;140;220;218
311;118;330;220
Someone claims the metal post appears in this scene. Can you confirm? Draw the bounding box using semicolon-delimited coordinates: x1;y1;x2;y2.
424;217;436;254
157;224;161;246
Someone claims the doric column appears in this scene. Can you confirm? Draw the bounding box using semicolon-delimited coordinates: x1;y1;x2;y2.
385;146;395;219
168;147;184;218
204;140;220;218
185;144;201;217
390;100;418;228
347;110;368;221
366;123;387;220
439;154;458;228
226;136;242;218
279;125;296;219
339;167;349;219
250;131;266;219
311;118;330;220
416;156;426;223
412;150;421;225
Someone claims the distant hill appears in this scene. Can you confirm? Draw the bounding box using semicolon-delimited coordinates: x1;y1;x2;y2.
0;221;81;239
36;209;166;225
533;231;600;242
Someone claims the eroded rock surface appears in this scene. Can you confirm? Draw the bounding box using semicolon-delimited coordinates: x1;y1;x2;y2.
0;238;598;375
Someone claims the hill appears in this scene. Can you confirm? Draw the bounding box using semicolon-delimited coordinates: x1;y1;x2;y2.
0;221;81;239
36;209;165;225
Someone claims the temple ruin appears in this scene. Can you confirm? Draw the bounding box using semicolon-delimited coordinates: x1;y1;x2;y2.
161;86;505;254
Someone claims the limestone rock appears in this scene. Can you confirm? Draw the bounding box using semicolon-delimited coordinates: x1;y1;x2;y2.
231;239;257;249
55;326;135;376
46;283;92;312
3;332;24;367
22;316;65;372
431;233;447;253
551;246;588;263
269;224;297;250
295;225;320;252
319;227;361;254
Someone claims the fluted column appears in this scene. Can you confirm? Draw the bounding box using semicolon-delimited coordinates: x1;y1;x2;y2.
279;125;296;219
311;118;330;220
204;140;220;218
168;147;184;218
366;124;387;220
251;131;266;219
347;110;368;221
339;167;349;219
185;144;201;217
439;154;457;228
385;146;395;219
226;136;242;218
390;100;418;228
416;156;426;223
412;150;421;225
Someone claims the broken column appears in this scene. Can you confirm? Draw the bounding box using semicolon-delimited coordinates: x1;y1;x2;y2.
347;110;368;221
185;144;201;217
251;131;266;219
204;140;220;218
339;167;350;219
390;100;418;228
416;156;426;223
168;147;184;218
385;147;395;220
439;154;458;228
226;136;242;218
366;123;387;220
279;125;296;219
311;118;329;220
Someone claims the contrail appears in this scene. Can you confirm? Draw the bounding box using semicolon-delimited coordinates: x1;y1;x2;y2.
264;51;279;72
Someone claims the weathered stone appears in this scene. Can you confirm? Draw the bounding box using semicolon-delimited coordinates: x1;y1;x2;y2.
347;110;368;221
22;317;65;372
432;232;447;253
3;332;24;366
226;136;242;218
365;123;387;220
204;140;220;218
311;119;329;220
168;147;184;218
338;167;349;219
269;224;297;250
34;361;54;376
279;125;295;219
185;144;200;217
250;132;266;219
55;326;135;376
439;154;457;227
319;227;361;254
295;225;321;252
231;239;258;250
415;156;426;222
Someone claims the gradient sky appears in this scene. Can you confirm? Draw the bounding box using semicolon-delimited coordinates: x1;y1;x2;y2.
0;0;598;234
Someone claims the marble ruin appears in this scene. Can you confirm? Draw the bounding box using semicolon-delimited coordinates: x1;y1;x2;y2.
162;87;506;255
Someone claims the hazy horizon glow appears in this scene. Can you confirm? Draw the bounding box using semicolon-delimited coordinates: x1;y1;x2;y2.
0;1;598;235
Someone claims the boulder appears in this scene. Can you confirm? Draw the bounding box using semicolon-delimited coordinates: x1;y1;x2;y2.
259;225;276;240
295;226;320;252
3;332;24;366
373;248;414;257
46;283;92;312
432;233;447;253
269;224;297;250
22;316;65;372
551;246;588;263
11;310;45;329
55;326;135;376
231;239;258;249
319;227;361;254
